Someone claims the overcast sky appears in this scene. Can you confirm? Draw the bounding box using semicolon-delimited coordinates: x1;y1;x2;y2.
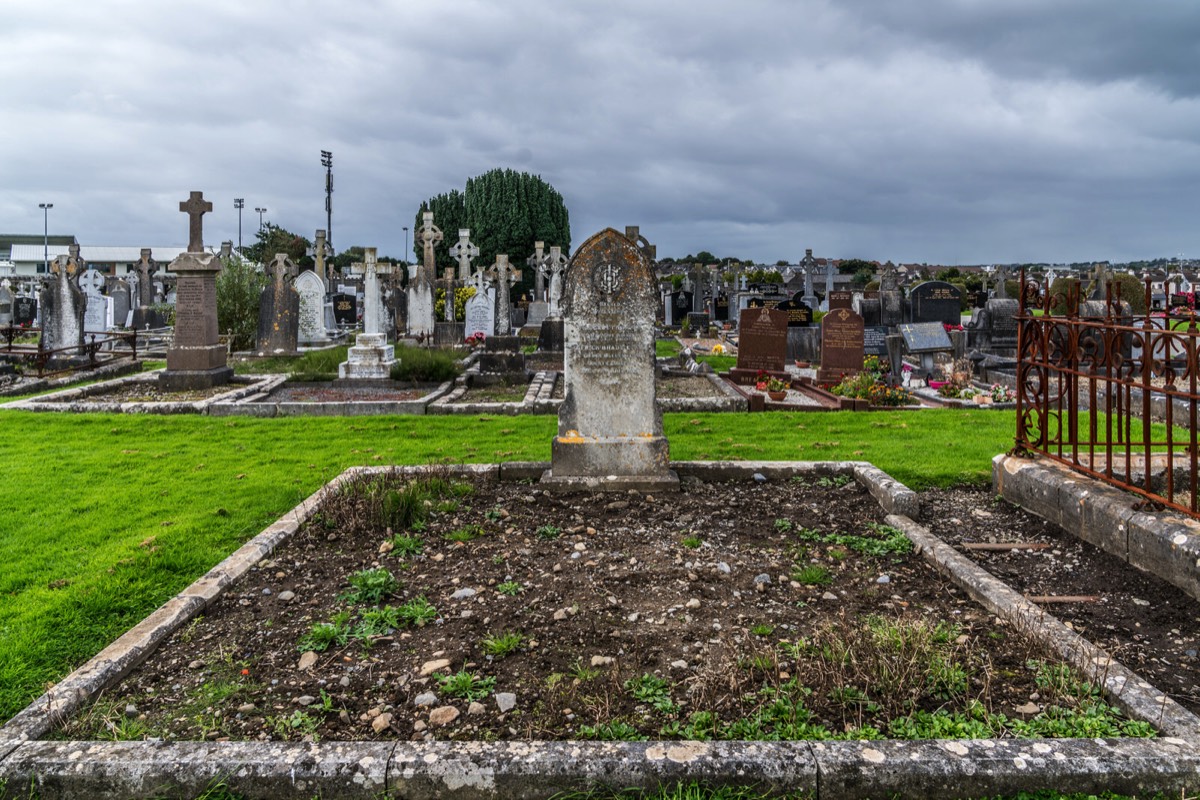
3;1;1199;266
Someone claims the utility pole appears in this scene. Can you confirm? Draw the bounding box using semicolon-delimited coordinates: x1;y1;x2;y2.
234;198;244;250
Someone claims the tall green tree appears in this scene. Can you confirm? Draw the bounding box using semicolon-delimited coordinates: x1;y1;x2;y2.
838;258;877;275
416;169;570;298
243;223;311;268
216;254;268;352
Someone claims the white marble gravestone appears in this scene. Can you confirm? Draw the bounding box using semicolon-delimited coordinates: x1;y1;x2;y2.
542;227;678;493
339;247;397;380
79;269;110;333
295;270;332;345
464;271;495;339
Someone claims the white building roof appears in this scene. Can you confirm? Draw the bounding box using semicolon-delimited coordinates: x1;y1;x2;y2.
10;244;189;263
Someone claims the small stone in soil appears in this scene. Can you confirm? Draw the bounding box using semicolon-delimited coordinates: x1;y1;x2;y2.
296;695;316;706
591;656;614;667
496;692;516;713
876;575;891;584
371;713;393;733
413;692;438;707
754;574;771;584
467;702;486;716
822;592;839;601
420;659;451;676
278;591;295;602
451;588;476;599
298;651;318;671
429;706;460;727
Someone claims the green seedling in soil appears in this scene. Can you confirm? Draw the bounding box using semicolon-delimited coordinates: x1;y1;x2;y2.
450;481;475;497
444;523;485;543
435;499;459;514
791;564;832;586
577;720;648;741
624;674;677;714
535;524;562;540
340;568;400;604
481;631;524;658
569;659;600;682
750;623;774;637
355;606;401;638
397;595;438;627
773;518;793;533
485;506;505;522
496;581;522;596
794;523;913;558
388;533;424;557
436;670;496;702
269;709;322;741
815;475;852;488
680;535;703;549
297;611;353;652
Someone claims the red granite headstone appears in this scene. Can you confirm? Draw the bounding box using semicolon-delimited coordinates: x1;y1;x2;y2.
736;307;788;373
816;307;865;384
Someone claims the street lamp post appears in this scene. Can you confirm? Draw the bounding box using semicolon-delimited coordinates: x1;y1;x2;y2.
38;203;53;274
255;207;267;231
234;198;244;250
403;226;409;264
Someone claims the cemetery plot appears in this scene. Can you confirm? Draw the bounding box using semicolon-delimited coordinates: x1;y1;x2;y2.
62;472;1157;744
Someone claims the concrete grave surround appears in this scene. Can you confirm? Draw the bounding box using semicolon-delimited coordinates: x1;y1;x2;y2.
3;462;1199;799
160;191;234;390
256;254;300;355
543;227;678;492
295;270;332;345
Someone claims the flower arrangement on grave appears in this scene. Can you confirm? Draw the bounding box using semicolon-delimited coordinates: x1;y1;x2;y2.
766;376;788;393
754;369;769;391
464;331;486;347
826;354;915;406
988;383;1015;403
943;322;965;332
711;343;725;355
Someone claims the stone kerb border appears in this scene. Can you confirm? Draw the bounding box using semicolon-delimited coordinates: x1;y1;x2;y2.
0;359;143;400
4;372;281;415
994;454;1200;602
3;461;1198;799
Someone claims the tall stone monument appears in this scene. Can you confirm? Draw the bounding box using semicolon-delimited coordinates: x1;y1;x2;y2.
540;246;569;318
256;253;300;355
79;268;111;334
339;247;397;380
313;229;329;287
407;212;441;338
160;191;233;390
542;227;678;493
131;248;163;329
487;255;521;336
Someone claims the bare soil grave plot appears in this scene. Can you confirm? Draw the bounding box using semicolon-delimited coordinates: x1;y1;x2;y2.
260;383;439;403
921;486;1200;715
61;472;1155;746
36;380;237;403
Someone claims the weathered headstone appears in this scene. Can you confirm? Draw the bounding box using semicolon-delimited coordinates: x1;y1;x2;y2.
735;307;789;374
339;247;398;380
487;255;521;336
464;271;495;339
40;252;87;355
78;267;109;333
541;246;568;317
528;241;547;301
407;212;441;338
909;281;962;327
543;227;677;493
313;229;329;287
348;248;394;336
295;270;332;345
449;229;479;283
816;307;865;384
160;191;233;390
0;280;13;327
256;253;300;354
109;279;131;329
131;248;163;329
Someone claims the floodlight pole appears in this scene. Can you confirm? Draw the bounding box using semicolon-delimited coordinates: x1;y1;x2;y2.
321;150;333;252
38;203;53;274
234;198;244;250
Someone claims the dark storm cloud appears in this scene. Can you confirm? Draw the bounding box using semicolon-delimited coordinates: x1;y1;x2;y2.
2;1;1199;265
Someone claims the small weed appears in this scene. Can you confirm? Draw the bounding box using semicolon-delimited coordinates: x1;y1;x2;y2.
750;623;774;637
578;720;648;741
535;524;562;540
816;475;852;488
773;518;793;533
397;595;438;627
445;524;485;542
792;564;832;586
341;568;400;604
485;506;504;522
355;606;401;638
450;481;476;497
389;534;424;557
435;499;460;514
569;659;600;682
496;581;522;596
681;535;703;549
270;709;321;740
481;631;524;658
436;670;496;702
624;674;677;714
297;612;352;652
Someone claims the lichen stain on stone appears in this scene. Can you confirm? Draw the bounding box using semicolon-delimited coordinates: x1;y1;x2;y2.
861;748;886;764
1032;743;1052;754
441;766;496;792
662;742;709;763
423;753;439;764
943;742;969;757
1012;757;1028;770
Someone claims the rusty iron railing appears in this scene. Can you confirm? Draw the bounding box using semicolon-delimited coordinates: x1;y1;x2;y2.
1015;270;1199;517
0;326;141;379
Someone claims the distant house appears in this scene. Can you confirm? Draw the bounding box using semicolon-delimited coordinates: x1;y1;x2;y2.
0;234;79;275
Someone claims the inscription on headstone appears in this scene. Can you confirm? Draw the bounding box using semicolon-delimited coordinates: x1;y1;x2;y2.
735;307;789;373
775;296;813;327
816;307;865;384
827;290;853;310
909;281;962;327
898;321;953;353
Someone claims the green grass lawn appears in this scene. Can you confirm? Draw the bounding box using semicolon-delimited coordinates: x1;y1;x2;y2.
0;408;1013;722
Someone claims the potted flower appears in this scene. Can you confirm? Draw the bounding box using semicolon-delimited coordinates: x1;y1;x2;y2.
766;375;789;401
754;369;769;391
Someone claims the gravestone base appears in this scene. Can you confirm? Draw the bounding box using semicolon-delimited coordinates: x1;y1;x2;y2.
686;312;710;333
729;367;790;384
158;365;234;391
434;322;465;347
337;333;397;380
537;318;564;353
542;436;679;494
478;352;526;374
485;335;522;353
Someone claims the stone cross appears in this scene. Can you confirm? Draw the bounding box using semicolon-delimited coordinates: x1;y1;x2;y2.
78;268;105;295
418;211;443;284
528;241;547;301
624;226;656;261
134;249;157;306
349;247;394;336
313;229;328;286
179;191;213;253
995;264;1010;299
267;252;298;284
449;229;479;282
220;241;233;259
487;254;521;335
540;246;568;317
